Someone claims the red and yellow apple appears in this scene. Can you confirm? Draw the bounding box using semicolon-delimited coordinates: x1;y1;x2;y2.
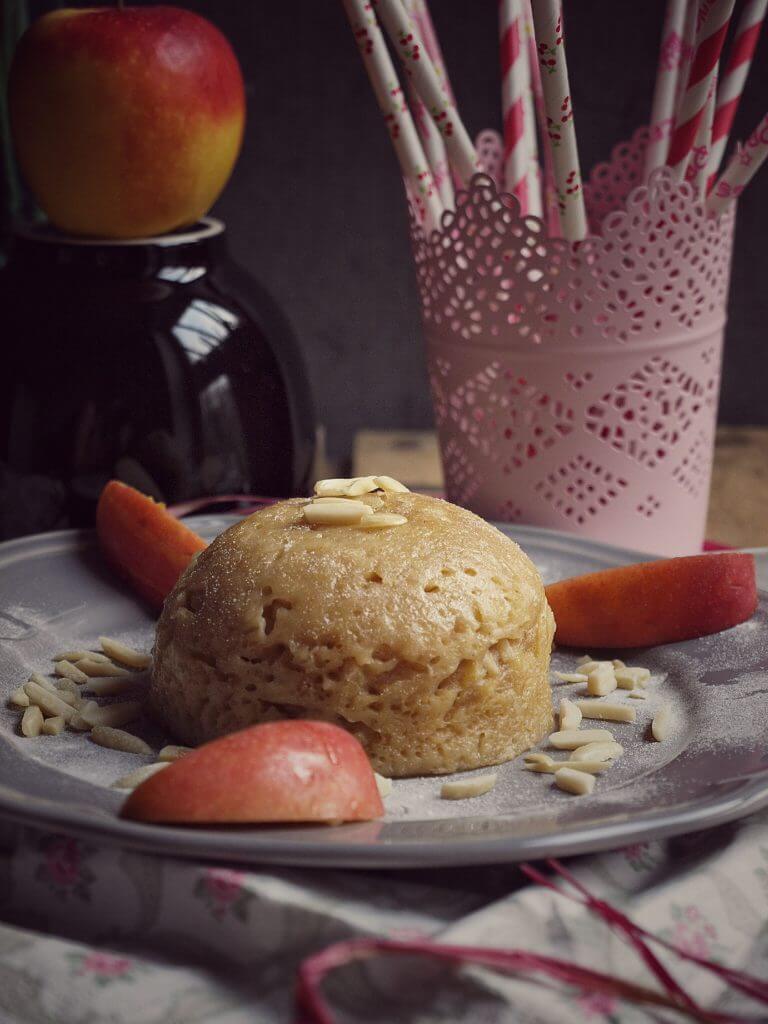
121;721;385;825
546;552;758;649
9;5;245;238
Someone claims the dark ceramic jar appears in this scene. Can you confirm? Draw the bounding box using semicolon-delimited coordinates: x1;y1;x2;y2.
0;218;315;538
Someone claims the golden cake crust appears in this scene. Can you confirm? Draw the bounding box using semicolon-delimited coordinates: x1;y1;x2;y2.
151;493;554;776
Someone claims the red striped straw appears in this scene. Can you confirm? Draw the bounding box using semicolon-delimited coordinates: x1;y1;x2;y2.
707;0;767;189
644;0;688;176
529;0;587;240
667;0;737;180
499;0;540;215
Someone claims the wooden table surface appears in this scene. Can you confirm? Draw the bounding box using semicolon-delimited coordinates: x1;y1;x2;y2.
352;426;768;549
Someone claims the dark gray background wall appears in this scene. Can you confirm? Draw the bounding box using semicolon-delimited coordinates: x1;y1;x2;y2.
30;1;768;456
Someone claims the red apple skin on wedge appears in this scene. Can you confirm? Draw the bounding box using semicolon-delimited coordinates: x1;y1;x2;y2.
545;553;757;650
121;721;385;825
9;6;245;238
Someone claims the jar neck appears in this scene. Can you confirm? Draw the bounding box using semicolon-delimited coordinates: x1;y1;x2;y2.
8;217;227;279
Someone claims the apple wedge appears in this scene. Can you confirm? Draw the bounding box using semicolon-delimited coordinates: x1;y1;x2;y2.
546;552;757;649
96;480;207;609
121;721;384;825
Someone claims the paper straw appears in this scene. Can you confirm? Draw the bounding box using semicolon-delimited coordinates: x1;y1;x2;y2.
341;0;443;230
524;0;558;233
407;0;455;104
667;0;736;179
530;0;587;240
475;128;504;187
402;0;453;208
673;0;698;119
685;71;717;197
376;0;479;186
644;0;688;176
406;80;454;210
707;110;768;215
499;0;537;214
707;0;767;187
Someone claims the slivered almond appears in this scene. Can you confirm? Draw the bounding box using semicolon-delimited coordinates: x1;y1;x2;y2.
577;654;593;665
23;680;75;721
612;659;626;670
549;728;614;750
42;716;65;736
111;763;169;790
374;772;393;797
579;660;612;674
303;501;368;526
54;660;89;685
21;705;43;737
523;752;555;767
559;697;582;731
56;691;79;707
357;513;407;529
56;678;80;695
69;701;98;731
554;767;596;796
573;700;636;724
615;667;651;689
525;759;612;774
374;475;410;493
158;745;194;762
81;701;143;729
9;688;29;708
587;664;617;696
652;704;673;741
53;649;93;663
571;740;624;762
628;690;648;700
29;673;60;694
99;637;152;670
440;774;497;800
75;659;133;678
553;671;589;683
346;476;380;496
91;725;152;755
84;676;146;697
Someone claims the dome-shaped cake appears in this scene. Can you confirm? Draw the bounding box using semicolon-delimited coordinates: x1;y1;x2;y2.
151;487;554;776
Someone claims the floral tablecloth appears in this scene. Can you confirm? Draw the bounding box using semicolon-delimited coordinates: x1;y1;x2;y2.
0;809;766;1023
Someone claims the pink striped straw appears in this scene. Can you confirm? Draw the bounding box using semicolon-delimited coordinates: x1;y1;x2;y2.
707;0;768;188
644;0;688;176
530;0;587;240
708;109;768;214
376;0;479;186
499;0;540;215
667;0;737;180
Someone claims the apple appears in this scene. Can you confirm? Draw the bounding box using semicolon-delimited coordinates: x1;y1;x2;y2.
9;5;245;239
121;721;385;825
545;552;757;649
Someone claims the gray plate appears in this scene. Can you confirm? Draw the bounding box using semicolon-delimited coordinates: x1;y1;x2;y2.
0;516;766;869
